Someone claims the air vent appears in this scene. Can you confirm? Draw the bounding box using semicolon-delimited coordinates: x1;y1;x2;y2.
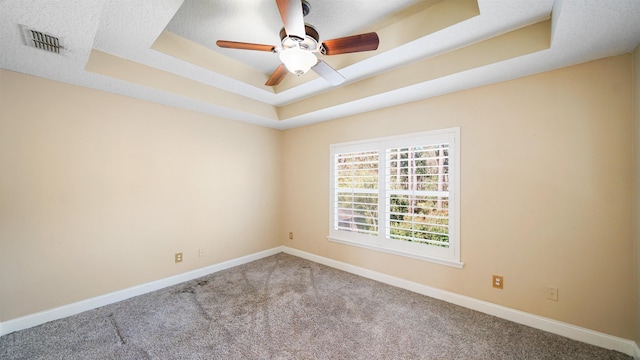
22;26;63;54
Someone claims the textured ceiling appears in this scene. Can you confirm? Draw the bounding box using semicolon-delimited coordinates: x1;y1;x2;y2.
1;0;640;130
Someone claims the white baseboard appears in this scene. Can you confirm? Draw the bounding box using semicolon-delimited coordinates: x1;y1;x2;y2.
2;245;638;359
0;246;283;337
281;246;640;358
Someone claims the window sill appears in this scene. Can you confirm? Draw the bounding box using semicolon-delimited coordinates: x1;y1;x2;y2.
327;236;464;269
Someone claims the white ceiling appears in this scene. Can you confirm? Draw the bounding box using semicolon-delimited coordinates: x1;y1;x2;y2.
1;0;640;130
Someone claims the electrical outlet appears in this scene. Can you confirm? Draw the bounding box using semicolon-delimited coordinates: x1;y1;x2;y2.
288;232;294;240
546;286;558;301
175;252;183;263
492;275;504;289
198;248;205;257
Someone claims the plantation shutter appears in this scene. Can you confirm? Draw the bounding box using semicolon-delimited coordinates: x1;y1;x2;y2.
333;150;379;236
385;143;450;247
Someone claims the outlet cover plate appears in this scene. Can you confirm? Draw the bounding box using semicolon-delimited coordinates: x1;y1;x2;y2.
493;275;504;289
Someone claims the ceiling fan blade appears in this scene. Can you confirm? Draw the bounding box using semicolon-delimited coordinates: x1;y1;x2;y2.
216;40;275;52
276;0;306;38
321;32;379;55
312;60;345;86
265;64;288;86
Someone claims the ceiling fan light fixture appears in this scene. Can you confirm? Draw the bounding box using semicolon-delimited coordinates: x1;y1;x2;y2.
279;46;317;75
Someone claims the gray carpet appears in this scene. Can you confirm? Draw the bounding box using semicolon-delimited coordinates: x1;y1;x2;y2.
0;253;631;359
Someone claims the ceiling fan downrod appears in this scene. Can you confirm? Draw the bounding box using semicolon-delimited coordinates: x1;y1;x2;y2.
301;0;311;17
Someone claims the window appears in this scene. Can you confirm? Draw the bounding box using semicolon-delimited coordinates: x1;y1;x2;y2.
329;128;462;268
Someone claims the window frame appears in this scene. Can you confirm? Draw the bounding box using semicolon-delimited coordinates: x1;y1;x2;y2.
328;128;463;268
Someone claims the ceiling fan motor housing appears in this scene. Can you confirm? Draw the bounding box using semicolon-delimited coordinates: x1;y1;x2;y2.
279;24;319;51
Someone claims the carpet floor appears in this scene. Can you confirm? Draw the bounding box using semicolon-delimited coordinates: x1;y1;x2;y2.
0;253;631;359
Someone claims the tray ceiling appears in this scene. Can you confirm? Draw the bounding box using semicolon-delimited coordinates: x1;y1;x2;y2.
1;0;640;129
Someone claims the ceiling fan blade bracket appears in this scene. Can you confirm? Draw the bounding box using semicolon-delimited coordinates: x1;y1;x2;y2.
289;35;305;43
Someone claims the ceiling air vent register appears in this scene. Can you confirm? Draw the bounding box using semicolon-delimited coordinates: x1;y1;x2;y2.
22;26;63;54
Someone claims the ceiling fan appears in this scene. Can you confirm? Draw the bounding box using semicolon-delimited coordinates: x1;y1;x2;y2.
216;0;380;87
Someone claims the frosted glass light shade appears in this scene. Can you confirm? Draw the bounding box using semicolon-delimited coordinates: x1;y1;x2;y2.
279;47;317;75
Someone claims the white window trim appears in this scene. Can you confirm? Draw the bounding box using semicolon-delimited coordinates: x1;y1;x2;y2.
328;128;463;268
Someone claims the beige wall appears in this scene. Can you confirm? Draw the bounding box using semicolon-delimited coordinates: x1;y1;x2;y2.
282;55;634;338
0;70;283;321
633;45;640;344
0;54;635;340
